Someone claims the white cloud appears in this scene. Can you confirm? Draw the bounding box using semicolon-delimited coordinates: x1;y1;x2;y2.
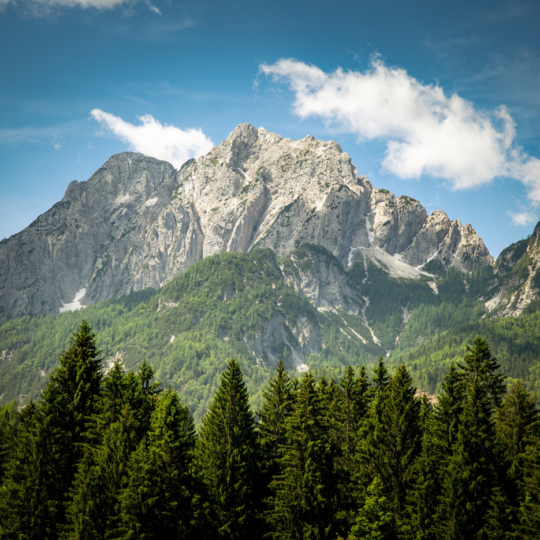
260;58;540;202
1;0;160;15
90;109;214;168
508;211;537;227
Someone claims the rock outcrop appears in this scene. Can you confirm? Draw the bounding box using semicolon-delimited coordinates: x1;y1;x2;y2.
483;222;540;317
0;124;494;325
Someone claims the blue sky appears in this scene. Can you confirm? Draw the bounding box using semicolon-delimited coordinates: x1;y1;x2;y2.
1;0;539;257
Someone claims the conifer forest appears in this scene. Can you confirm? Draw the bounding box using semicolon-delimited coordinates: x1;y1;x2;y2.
1;321;539;540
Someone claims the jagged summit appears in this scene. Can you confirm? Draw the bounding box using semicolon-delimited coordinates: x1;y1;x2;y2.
0;124;493;324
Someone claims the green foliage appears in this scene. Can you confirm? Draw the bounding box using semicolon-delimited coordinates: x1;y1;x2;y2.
0;250;320;423
4;242;540;432
349;477;394;540
2;325;540;539
267;371;341;540
195;359;260;539
0;321;103;539
118;389;198;539
391;309;540;395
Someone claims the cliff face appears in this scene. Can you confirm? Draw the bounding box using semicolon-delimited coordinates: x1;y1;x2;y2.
0;123;494;325
482;223;540;317
0;153;177;324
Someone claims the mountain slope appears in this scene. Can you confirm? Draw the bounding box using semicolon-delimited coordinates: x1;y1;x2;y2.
1;244;503;418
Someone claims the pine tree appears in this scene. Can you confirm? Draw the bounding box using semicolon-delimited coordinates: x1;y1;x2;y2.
496;381;538;499
66;407;140;540
349;477;393;540
406;367;464;540
42;320;103;510
268;371;340;540
195;359;260;540
0;321;102;539
496;382;540;538
336;366;370;468
407;414;440;540
118;389;198;539
64;361;161;539
258;360;293;507
456;337;505;410
372;357;390;394
331;366;370;533
360;364;421;537
518;453;540;540
438;338;506;539
0;402;61;540
432;365;464;458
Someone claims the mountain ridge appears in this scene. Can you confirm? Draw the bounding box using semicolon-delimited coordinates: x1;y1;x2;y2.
0;123;493;325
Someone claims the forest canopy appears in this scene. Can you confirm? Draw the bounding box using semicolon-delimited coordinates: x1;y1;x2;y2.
0;322;539;540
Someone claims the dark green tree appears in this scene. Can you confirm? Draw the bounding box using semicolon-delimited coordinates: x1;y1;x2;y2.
408;367;463;540
438;338;506;539
195;359;260;540
496;381;539;538
119;389;198;539
258;361;293;491
64;361;161;540
0;402;61;540
335;366;370;468
349;477;393;540
496;381;538;499
268;371;340;540
360;364;421;537
0;321;102;539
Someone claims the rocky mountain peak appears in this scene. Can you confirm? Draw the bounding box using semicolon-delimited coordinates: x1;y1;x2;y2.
0;124;494;324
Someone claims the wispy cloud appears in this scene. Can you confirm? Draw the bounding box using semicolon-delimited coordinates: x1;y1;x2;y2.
486;3;537;22
0;121;83;144
90;109;214;168
508;211;537;227
0;0;161;16
260;57;540;203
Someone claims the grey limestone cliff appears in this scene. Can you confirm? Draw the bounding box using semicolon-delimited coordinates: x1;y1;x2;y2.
0;123;494;325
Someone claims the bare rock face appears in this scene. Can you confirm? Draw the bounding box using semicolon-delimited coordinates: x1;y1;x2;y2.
400;210;493;272
0;123;494;324
244;312;320;371
279;245;360;314
483;223;540;317
0;153;177;324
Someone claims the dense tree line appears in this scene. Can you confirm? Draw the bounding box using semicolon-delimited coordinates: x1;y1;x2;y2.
1;321;539;539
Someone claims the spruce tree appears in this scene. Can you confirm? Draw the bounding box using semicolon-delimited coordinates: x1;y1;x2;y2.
0;402;61;540
332;366;370;532
119;389;198;539
268;371;340;540
258;361;293;495
0;321;102;539
64;361;161;539
360;364;421;536
407;413;440;540
195;359;260;540
438;338;506;539
42;320;103;500
496;381;539;538
336;366;369;468
518;448;540;540
432;365;464;457
496;381;538;498
372;357;390;394
66;407;140;540
407;365;465;540
349;477;393;540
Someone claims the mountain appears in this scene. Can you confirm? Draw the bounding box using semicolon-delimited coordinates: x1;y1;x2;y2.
0;246;489;419
0;123;492;326
3;123;540;416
